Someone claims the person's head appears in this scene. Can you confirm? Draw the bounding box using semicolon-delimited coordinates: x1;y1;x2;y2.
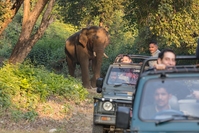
154;87;172;110
157;49;176;67
121;55;132;63
149;41;158;55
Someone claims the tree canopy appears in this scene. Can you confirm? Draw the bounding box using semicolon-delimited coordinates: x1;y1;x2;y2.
57;0;125;27
124;0;199;53
0;0;23;35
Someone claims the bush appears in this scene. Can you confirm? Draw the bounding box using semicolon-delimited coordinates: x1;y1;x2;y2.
0;62;88;112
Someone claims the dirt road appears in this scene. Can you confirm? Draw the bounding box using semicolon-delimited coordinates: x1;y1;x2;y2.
0;89;97;133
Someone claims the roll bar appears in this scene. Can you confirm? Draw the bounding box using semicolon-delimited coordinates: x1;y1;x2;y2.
140;56;198;75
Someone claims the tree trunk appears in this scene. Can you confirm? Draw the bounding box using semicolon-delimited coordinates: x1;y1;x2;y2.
9;0;55;64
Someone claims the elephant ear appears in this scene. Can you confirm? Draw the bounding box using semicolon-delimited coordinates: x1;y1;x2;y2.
79;28;88;48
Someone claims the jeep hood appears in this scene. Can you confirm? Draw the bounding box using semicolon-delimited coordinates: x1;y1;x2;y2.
102;90;134;100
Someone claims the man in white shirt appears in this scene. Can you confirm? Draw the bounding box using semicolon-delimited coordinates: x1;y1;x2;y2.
148;41;160;67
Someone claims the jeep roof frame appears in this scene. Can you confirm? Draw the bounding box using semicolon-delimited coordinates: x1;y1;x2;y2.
140;55;199;75
114;54;149;64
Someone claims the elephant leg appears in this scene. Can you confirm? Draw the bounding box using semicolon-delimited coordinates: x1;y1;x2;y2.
80;60;91;89
66;57;76;77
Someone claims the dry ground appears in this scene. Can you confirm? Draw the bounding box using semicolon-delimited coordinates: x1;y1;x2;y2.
0;89;99;133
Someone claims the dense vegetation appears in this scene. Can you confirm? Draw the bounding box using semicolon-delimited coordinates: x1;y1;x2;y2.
0;62;88;121
0;0;198;122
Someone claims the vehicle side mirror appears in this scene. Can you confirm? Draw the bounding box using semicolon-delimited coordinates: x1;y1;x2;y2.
96;78;103;93
96;87;102;93
116;106;130;129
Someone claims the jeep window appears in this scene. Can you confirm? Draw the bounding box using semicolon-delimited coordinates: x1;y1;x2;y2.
107;68;139;85
139;78;199;120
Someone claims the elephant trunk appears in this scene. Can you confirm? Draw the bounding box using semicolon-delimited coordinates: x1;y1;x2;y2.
91;51;104;88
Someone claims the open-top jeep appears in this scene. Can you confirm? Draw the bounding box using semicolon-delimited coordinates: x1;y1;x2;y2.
116;55;199;133
92;54;149;133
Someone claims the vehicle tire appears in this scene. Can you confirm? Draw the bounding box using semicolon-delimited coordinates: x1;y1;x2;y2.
92;124;104;133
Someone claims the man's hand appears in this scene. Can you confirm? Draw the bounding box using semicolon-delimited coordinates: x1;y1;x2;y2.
192;90;199;100
154;64;166;70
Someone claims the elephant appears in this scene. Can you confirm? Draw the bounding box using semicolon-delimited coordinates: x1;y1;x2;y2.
65;26;110;89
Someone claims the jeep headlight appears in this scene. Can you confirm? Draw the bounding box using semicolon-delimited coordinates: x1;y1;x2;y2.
102;102;113;111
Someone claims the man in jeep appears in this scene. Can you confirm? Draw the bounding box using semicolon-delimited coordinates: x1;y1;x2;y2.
141;86;173;119
108;71;119;84
154;49;176;70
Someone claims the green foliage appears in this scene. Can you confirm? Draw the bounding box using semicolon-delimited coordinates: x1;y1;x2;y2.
0;88;11;108
57;0;125;27
27;21;78;66
125;0;199;54
0;1;13;29
11;110;38;122
0;12;22;58
0;62;88;114
100;11;138;76
0;42;13;58
148;0;199;52
23;110;38;121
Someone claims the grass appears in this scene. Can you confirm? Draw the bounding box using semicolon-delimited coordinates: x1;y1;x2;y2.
0;89;99;133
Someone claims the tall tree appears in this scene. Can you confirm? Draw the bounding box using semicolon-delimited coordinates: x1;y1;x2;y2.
9;0;55;64
0;0;23;35
124;0;199;53
57;0;125;27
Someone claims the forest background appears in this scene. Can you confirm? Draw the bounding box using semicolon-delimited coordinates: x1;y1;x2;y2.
0;0;198;132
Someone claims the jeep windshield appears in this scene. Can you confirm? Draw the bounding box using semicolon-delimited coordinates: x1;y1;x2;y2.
139;77;199;121
107;67;140;86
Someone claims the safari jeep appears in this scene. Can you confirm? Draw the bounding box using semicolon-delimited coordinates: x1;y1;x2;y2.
116;56;199;133
92;54;149;133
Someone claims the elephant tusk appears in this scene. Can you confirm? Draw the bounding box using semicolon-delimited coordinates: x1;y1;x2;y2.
104;53;109;58
93;52;96;57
